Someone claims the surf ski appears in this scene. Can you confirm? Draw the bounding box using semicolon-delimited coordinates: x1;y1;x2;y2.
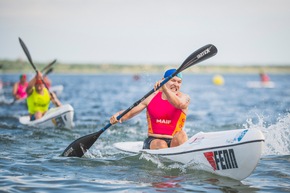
246;81;275;88
114;128;265;181
19;104;74;129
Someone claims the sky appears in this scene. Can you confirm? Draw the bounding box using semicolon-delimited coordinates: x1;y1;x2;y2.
1;0;290;66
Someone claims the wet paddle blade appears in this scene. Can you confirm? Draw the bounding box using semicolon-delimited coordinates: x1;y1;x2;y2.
44;68;53;77
19;37;37;71
177;44;218;73
62;130;104;157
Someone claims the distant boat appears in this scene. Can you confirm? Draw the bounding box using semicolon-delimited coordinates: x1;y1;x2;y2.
247;81;275;88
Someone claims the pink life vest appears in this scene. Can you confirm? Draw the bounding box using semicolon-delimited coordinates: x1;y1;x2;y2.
16;82;28;99
261;74;270;82
146;92;186;136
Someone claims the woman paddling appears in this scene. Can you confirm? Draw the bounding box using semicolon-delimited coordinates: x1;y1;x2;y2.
26;71;61;121
12;74;28;101
110;69;190;150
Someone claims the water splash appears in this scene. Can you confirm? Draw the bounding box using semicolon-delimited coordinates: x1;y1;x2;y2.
243;113;290;155
140;153;182;171
140;153;165;169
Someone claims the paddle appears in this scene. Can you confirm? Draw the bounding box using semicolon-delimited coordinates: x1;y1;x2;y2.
18;37;59;107
62;44;218;157
43;67;53;77
41;59;56;73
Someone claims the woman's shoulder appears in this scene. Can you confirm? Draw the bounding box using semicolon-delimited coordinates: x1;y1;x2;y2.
143;91;159;105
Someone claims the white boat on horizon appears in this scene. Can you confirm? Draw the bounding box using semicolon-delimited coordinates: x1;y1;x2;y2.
247;81;275;88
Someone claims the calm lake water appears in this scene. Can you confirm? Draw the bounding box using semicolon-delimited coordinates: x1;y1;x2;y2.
0;73;290;192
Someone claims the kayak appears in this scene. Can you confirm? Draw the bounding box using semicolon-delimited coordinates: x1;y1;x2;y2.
19;104;74;129
114;129;265;181
246;81;275;88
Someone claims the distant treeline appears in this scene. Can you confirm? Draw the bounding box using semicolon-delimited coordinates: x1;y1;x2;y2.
1;59;290;74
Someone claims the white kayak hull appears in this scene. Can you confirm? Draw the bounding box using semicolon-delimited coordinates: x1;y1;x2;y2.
114;129;265;181
19;104;74;129
247;81;275;88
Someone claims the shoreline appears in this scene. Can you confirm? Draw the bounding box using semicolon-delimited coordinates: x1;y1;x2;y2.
1;60;290;74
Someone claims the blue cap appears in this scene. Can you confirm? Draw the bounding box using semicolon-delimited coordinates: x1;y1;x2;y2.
163;69;182;79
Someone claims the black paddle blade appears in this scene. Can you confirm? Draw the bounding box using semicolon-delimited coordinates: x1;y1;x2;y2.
18;37;37;71
41;59;57;73
177;44;218;73
61;130;104;157
44;67;53;77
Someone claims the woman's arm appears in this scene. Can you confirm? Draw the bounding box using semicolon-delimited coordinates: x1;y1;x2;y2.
110;93;155;124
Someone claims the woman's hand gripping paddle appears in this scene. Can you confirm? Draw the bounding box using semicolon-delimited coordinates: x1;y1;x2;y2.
18;37;59;107
62;44;218;158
